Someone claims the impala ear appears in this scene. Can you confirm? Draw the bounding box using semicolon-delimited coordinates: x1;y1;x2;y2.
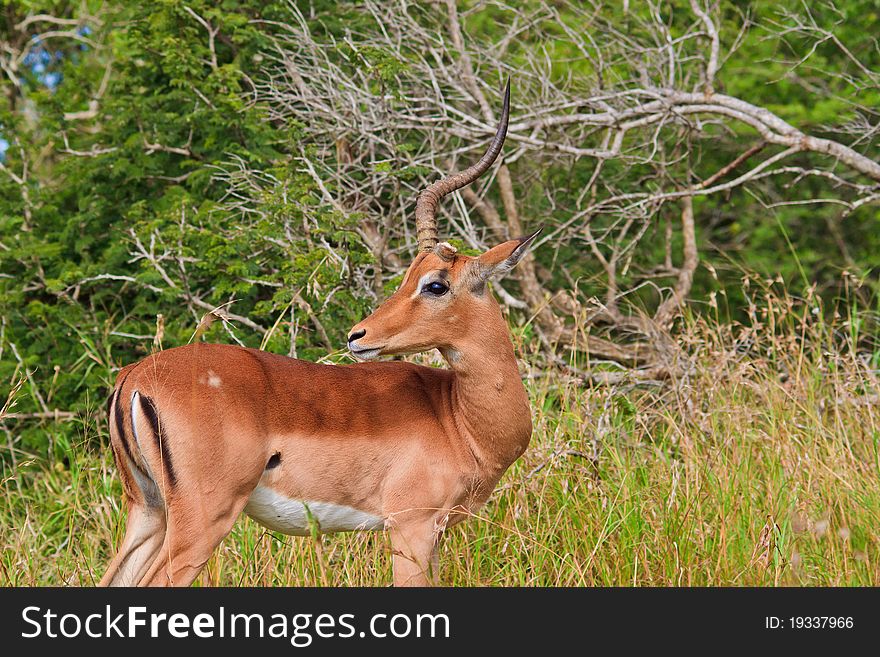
470;226;543;289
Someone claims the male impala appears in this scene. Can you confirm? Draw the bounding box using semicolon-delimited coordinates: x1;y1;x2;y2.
100;82;538;586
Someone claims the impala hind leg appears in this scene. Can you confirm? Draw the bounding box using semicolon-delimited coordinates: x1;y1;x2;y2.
136;491;253;587
389;516;442;587
99;502;166;586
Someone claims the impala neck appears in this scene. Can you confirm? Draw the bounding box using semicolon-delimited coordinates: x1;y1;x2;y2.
440;302;532;477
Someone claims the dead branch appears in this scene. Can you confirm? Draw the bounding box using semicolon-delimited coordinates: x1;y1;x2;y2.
233;0;880;378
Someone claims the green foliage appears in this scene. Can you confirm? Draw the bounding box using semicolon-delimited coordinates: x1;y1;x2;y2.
1;0;879;458
1;1;374;454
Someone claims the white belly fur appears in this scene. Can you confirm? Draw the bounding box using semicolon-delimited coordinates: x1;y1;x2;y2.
244;485;385;536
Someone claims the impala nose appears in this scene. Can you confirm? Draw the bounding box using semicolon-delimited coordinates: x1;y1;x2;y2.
348;329;366;344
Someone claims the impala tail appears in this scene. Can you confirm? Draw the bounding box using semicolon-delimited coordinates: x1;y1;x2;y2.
106;366;175;509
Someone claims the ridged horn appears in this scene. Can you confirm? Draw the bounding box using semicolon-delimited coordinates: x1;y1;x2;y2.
415;78;511;253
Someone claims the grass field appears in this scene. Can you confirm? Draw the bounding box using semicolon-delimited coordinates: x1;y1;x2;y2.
2;289;879;586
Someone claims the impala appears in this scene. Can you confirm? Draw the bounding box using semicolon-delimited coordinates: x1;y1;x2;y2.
100;81;539;587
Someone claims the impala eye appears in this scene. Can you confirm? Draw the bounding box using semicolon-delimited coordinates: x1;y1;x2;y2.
423;281;449;296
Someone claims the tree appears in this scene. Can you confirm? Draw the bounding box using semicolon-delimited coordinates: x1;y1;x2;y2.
247;0;880;379
1;1;372;452
2;1;878;455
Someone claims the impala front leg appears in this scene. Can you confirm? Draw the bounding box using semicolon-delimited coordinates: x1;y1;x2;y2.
389;515;443;587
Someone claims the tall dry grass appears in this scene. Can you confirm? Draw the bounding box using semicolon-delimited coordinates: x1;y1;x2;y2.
1;278;878;585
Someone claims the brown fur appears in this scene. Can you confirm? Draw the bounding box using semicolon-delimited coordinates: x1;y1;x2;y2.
99;236;537;587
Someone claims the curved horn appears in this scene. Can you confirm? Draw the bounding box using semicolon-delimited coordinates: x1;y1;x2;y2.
415;79;511;253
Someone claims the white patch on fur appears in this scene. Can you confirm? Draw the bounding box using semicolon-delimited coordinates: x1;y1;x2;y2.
129;391;160;503
207;370;222;387
129;392;154;479
130;392;142;448
244;486;385;536
410;272;436;299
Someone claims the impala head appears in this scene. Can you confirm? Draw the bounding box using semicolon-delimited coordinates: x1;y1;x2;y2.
347;80;541;362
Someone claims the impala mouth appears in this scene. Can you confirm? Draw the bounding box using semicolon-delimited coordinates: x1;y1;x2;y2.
349;345;383;361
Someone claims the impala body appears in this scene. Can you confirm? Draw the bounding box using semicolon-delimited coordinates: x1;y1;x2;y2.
100;81;538;586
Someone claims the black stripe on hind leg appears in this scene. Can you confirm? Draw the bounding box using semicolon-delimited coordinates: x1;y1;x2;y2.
112;379;142;475
138;394;178;487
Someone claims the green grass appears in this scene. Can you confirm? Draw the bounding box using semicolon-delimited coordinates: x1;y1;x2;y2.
2;295;880;586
